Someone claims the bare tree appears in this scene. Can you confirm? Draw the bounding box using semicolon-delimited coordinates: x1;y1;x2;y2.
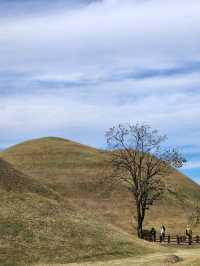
106;123;185;238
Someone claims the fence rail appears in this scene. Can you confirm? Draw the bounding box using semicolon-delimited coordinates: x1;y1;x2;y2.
143;233;199;245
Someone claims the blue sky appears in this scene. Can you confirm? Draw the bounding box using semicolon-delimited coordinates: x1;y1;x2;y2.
0;0;200;182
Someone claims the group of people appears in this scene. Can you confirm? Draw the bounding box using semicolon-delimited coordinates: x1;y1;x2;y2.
150;224;166;242
150;224;193;244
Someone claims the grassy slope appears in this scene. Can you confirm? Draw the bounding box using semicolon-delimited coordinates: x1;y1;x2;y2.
1;137;200;265
1;137;200;234
0;156;156;266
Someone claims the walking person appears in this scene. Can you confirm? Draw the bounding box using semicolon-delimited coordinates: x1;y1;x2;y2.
160;224;166;243
186;225;192;245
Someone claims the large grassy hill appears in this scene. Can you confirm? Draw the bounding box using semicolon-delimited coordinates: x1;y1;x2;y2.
1;137;200;235
0;154;156;266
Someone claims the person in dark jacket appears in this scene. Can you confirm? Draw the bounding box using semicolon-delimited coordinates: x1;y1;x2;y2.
150;227;156;242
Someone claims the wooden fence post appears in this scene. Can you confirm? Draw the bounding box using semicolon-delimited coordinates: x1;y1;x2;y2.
168;235;170;243
176;235;180;244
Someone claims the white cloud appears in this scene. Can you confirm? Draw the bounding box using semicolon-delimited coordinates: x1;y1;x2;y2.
0;0;200;174
0;72;200;146
0;0;200;73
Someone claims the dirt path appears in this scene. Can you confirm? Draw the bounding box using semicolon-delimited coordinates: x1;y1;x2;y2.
35;248;200;266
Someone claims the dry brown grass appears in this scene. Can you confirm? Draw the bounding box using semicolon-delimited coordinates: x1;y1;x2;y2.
0;148;157;266
1;137;200;265
1;137;200;234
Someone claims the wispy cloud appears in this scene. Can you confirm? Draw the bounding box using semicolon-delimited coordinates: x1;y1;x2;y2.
1;0;200;72
183;161;200;170
0;0;200;179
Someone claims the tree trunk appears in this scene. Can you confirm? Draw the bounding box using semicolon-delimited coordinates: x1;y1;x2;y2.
137;221;143;238
136;204;144;238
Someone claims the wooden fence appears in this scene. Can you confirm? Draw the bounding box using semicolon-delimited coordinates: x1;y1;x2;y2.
143;233;200;245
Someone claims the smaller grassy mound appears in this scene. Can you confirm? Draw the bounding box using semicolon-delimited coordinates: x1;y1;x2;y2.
0;158;59;199
0;189;156;266
0;157;156;266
